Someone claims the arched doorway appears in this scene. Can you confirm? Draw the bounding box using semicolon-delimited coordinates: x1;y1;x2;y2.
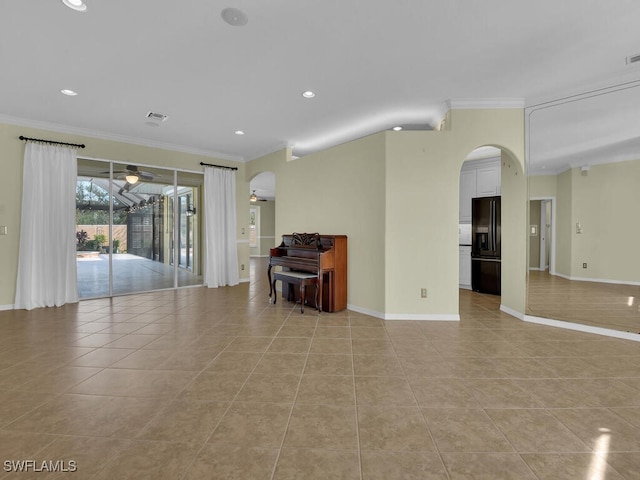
248;172;276;283
459;146;502;293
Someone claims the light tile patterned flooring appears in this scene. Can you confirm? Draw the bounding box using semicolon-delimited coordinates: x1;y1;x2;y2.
0;260;638;479
527;270;640;334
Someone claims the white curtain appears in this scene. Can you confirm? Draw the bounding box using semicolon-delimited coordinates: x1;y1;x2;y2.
15;142;79;310
204;167;239;287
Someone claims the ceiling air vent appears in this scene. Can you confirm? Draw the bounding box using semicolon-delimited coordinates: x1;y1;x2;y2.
626;54;640;65
145;111;168;127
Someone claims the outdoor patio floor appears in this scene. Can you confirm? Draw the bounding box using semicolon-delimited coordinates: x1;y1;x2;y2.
76;254;202;298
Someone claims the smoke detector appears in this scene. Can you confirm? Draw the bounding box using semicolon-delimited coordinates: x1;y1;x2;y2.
221;8;248;26
145;111;168;127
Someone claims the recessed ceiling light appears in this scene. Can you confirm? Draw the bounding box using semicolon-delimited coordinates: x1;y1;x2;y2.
221;8;248;26
302;91;316;99
61;0;87;12
392;126;402;131
60;89;78;96
235;130;245;135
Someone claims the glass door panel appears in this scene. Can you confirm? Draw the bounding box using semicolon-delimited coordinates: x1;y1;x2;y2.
76;159;203;298
76;158;113;299
111;163;176;295
177;171;203;288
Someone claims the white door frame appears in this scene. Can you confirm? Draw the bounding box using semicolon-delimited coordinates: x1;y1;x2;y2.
531;196;556;275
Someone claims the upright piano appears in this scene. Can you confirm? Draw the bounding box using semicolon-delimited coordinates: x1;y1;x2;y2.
268;233;347;312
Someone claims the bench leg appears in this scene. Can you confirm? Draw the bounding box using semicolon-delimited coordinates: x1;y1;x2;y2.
300;284;305;313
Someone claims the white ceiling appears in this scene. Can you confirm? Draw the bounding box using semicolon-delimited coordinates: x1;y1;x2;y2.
2;1;640;174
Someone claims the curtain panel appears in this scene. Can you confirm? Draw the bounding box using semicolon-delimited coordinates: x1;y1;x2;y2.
204;167;239;287
15;142;79;310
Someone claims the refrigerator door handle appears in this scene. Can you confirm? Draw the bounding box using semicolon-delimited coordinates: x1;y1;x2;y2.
492;200;496;253
489;199;494;253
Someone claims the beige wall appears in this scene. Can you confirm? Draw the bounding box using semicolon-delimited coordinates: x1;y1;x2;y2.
247;108;527;319
246;137;388;314
2;107;529;316
249;200;276;257
0;122;247;306
555;169;573;276
259;200;276;256
529;175;557;198
570;160;640;282
384;109;526;317
529;159;640;283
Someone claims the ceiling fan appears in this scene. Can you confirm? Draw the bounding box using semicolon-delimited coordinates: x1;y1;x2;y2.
104;165;156;184
250;190;268;202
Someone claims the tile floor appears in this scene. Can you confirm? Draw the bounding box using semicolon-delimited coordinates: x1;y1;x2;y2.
527;270;640;334
0;260;638;479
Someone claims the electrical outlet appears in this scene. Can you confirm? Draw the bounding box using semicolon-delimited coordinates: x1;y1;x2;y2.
421;288;427;298
582;263;587;269
241;264;245;270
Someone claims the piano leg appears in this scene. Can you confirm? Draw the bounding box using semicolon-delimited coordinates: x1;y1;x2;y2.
268;264;273;301
300;284;306;314
271;276;277;305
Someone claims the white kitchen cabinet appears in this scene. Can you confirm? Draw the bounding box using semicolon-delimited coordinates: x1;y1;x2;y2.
476;163;501;197
459;169;476;223
459;158;501;223
459;245;471;289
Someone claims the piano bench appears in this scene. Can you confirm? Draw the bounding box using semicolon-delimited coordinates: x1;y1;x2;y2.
271;271;319;314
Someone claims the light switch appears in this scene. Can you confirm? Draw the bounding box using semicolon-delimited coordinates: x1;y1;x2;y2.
0;226;7;235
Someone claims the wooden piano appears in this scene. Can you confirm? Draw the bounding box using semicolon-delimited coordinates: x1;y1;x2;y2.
268;233;347;312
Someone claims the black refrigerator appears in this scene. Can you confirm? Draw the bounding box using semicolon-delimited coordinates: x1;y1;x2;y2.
471;196;501;295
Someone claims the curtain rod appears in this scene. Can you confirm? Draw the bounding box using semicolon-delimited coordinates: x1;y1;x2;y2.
199;161;238;171
19;135;86;149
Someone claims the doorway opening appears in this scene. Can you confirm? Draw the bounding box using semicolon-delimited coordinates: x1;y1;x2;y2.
75;158;203;299
529;197;555;274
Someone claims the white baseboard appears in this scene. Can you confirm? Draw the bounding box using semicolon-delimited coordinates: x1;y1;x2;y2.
347;304;384;319
459;284;472;290
385;313;460;321
524;315;640;342
347;304;459;321
500;304;524;320
0;304;14;311
554;272;640;286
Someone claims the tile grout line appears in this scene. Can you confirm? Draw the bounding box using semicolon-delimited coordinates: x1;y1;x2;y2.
169;304;297;480
268;309;320;480
350;316;364;480
394;322;453;480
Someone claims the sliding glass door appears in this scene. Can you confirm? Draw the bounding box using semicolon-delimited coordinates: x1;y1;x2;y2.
76;159;203;299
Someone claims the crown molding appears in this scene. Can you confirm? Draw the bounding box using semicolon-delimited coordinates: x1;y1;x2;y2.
0;114;244;162
525;71;640;110
446;98;525;110
246;141;292;162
